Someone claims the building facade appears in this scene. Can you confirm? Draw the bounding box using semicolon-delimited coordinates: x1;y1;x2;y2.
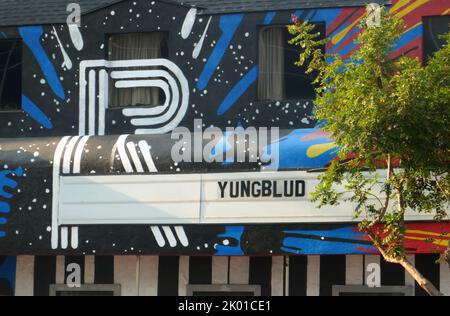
0;0;449;296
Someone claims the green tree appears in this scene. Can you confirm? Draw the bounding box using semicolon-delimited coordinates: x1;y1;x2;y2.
288;10;450;296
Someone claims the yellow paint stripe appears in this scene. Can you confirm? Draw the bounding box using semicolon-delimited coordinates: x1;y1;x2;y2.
306;143;338;158
331;11;365;45
390;0;411;13
443;8;450;15
405;236;449;247
394;0;430;20
406;230;449;237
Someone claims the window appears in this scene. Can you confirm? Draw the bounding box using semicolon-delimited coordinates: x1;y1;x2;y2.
423;16;450;64
0;39;22;111
186;285;261;296
49;284;121;296
108;32;168;108
332;285;413;296
258;23;325;101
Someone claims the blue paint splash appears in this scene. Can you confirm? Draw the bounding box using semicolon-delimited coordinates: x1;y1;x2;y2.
215;226;244;256
197;14;244;90
22;95;53;129
263;128;339;170
392;24;422;52
281;226;375;255
209;122;245;165
210;130;234;163
217;65;258;115
0;167;23;238
263;12;277;25
281;239;371;255
284;227;368;240
294;8;342;28
19;26;65;100
0;256;16;295
0;201;10;214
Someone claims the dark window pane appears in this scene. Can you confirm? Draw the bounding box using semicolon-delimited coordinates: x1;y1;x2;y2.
423;16;450;64
284;24;325;100
0;39;22;111
258;23;325;101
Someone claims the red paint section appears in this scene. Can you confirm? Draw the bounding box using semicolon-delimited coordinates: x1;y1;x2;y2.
390;37;422;60
326;7;361;37
354;222;450;254
393;0;450;61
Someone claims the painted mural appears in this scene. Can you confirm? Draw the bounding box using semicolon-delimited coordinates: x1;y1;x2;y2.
0;0;449;256
0;134;447;256
0;0;447;138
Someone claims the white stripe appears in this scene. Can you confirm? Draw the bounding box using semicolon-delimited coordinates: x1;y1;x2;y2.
98;69;108;136
115;79;169;90
56;256;65;284
174;226;189;247
110;70;171;79
126;142;144;173
51;136;71;249
72;136;90;174
113;73;177;120
178;256;189;296
116;135;134;173
193;16;212;59
115;79;170;116
52;26;73;70
271;257;284;296
78;64;87;135
138;141;158;173
212;256;228;284
115;71;172;117
151;226;166;247
306;255;320;296
162;226;177;247
84;255;95;284
138;256;159;296
114;256;138;296
181;8;197;39
62;136;81;174
346;255;363;285
15;256;34;296
229;257;249;284
61;227;69;249
128;76;180;127
71;226;79;249
68;23;84;51
88;69;96;135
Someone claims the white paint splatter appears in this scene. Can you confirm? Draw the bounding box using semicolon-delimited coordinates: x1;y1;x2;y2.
181;8;197;39
192;16;212;59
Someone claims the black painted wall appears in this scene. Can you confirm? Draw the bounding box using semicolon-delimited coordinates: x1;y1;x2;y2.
0;0;315;138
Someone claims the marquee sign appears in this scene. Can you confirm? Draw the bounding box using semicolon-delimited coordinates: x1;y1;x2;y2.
0;134;445;255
